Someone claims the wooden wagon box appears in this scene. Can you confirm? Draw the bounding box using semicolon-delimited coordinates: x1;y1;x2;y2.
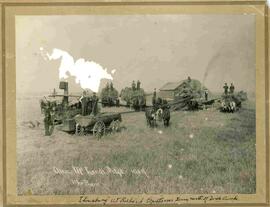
60;119;76;132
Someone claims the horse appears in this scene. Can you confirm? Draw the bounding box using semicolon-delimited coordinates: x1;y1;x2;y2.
229;101;236;112
156;108;163;122
146;106;170;127
162;107;170;127
221;100;236;113
145;107;157;127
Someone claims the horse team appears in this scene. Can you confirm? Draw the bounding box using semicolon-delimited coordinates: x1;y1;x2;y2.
145;104;171;128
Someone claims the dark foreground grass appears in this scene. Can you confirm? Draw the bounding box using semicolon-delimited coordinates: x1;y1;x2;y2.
17;98;255;195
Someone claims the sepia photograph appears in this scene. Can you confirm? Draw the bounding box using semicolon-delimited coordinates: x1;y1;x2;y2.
15;14;257;196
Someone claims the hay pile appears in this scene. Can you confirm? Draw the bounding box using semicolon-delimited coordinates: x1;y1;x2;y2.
120;87;145;105
174;79;209;100
167;79;209;111
100;86;119;100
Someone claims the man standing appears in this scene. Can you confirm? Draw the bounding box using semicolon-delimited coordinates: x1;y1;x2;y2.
44;103;54;136
106;82;110;90
204;89;209;101
110;82;114;90
132;80;136;91
79;91;88;116
229;83;235;94
223;83;229;95
152;88;157;106
137;80;141;90
91;92;99;116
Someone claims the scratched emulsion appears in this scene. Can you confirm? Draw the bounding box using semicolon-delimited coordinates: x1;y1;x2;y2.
43;48;115;92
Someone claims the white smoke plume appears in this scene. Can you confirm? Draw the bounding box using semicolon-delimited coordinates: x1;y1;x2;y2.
43;48;115;93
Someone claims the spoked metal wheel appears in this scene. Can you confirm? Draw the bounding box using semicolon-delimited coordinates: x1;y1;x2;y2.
75;124;85;136
109;120;120;133
93;120;106;139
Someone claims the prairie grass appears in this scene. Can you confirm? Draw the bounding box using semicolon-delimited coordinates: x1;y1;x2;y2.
17;95;255;195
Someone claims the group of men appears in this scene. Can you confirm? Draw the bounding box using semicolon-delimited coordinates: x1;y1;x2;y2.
105;82;115;91
132;80;141;90
42;91;99;136
79;91;99;116
223;83;235;95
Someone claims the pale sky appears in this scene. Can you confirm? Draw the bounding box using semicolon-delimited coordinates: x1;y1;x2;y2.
16;15;255;94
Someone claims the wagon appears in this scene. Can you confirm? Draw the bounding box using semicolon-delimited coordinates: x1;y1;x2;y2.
74;112;122;138
101;96;120;107
120;87;146;111
100;86;120;107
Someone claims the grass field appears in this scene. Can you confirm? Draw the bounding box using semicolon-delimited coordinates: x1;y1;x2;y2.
16;94;256;195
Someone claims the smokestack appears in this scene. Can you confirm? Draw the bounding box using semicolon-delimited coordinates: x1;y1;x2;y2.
59;81;69;104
